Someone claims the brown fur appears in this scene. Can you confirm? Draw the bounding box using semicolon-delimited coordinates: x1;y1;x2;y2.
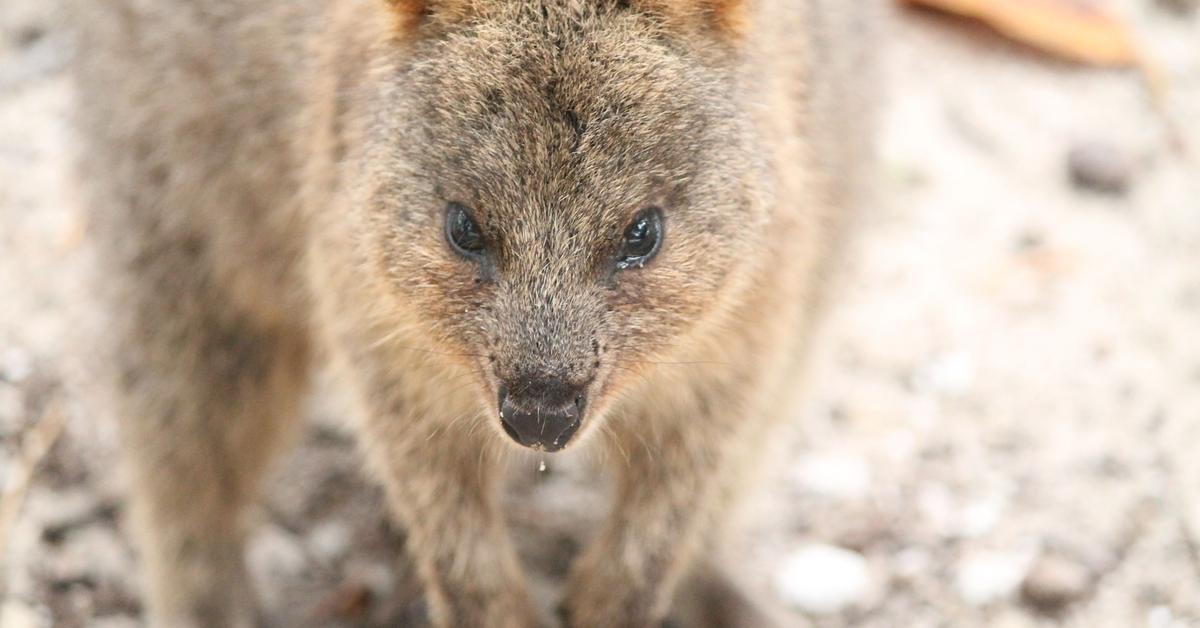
68;0;878;626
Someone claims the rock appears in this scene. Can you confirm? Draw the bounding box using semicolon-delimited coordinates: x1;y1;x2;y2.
893;547;932;581
0;381;24;436
308;520;352;564
1067;141;1132;196
1155;0;1197;16
959;493;1007;539
0;347;33;383
1148;606;1176;628
0;601;49;628
911;351;975;397
57;526;132;582
955;551;1030;606
247;524;308;581
792;452;871;500
1020;553;1093;613
834;515;892;553
312;580;374;622
342;559;397;600
246;525;309;610
14;24;45;49
32;488;105;543
774;544;871;615
917;484;957;538
89;617;140;628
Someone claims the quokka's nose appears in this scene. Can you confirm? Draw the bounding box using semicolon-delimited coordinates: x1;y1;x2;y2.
497;380;586;452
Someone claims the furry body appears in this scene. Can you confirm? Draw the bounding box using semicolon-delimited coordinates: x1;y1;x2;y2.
71;0;876;625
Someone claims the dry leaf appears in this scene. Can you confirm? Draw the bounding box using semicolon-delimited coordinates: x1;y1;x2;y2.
900;0;1139;66
312;580;374;620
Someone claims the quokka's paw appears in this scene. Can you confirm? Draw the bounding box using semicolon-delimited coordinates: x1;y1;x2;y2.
668;565;785;628
146;607;262;628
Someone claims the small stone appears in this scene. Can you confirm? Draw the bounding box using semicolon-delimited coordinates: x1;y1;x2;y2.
955;551;1030;606
343;560;396;598
960;493;1007;539
0;601;48;628
1155;0;1198;16
1014;230;1045;251
313;580;374;621
0;347;33;383
917;484;956;537
834;515;892;552
247;525;308;580
33;488;104;543
915;351;976;396
57;526;131;582
308;520;352;564
15;25;46;49
247;525;309;609
1067;141;1133;196
0;382;25;435
793;452;871;500
1020;554;1093;613
774;544;871;615
893;547;932;579
89;617;140;628
1148;606;1175;628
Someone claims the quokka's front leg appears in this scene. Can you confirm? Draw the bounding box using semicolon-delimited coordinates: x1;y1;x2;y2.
116;309;310;628
354;390;539;628
560;391;769;628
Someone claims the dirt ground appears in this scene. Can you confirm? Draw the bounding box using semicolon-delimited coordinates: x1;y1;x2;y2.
1;1;1197;627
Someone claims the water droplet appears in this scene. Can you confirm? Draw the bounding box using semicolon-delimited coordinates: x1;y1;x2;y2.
538;460;547;473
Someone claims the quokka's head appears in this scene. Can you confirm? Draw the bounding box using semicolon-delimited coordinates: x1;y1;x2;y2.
352;0;770;451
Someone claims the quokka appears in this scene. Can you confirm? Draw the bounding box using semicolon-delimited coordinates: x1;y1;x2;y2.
69;0;878;625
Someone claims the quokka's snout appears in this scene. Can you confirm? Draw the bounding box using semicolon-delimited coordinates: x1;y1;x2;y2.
480;270;611;451
497;378;588;451
484;315;600;452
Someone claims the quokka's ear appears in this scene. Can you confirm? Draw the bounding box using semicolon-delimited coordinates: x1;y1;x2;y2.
385;0;749;37
636;0;751;39
382;0;476;31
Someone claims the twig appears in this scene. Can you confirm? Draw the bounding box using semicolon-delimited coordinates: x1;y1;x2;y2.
0;399;68;567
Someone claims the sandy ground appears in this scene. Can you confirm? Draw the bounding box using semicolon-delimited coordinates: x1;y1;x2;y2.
0;1;1198;627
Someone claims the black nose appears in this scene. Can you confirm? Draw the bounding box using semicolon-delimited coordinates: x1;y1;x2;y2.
498;380;586;452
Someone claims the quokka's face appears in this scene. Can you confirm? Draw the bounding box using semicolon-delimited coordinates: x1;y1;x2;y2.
360;3;767;451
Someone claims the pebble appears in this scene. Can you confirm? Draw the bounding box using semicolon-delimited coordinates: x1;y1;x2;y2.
89;617;139;628
0;382;25;435
343;559;397;598
57;526;131;582
307;520;352;564
913;351;976;396
955;551;1031;606
774;544;871;615
793;452;872;500
246;525;309;609
893;547;932;579
31;488;103;540
960;493;1007;539
1156;0;1198;15
1067;141;1133;196
247;525;308;580
0;347;33;383
1148;606;1176;628
917;484;957;537
1020;554;1093;613
0;601;48;628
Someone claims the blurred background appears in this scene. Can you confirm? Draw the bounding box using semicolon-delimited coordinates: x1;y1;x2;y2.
0;0;1197;626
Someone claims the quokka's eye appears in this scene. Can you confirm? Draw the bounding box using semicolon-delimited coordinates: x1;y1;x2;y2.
616;207;664;270
445;202;486;259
